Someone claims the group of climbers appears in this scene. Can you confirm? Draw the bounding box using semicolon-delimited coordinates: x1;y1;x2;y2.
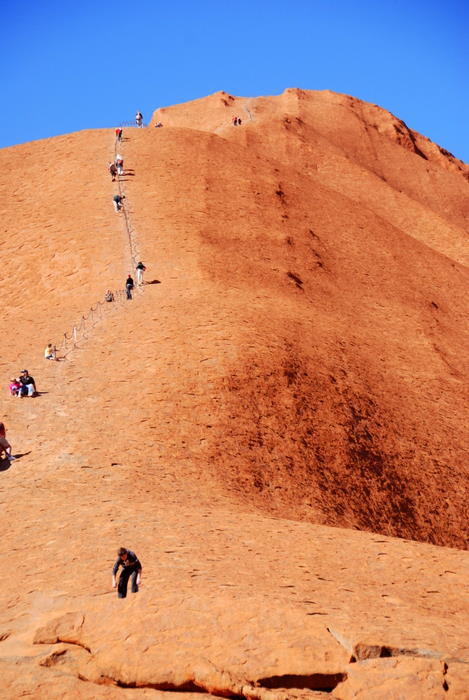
3;115;148;597
124;262;146;299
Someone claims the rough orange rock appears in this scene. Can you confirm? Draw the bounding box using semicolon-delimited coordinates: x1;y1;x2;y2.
0;89;468;698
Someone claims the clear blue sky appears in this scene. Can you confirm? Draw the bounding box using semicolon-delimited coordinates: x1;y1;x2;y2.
2;0;468;162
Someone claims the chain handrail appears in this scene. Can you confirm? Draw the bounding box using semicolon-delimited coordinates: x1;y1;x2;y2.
55;125;145;359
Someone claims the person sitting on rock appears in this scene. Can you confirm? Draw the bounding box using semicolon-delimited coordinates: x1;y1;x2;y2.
112;547;142;598
9;378;21;396
44;343;57;360
105;290;115;302
19;370;37;397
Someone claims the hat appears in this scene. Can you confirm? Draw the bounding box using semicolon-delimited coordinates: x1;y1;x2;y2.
21;369;28;373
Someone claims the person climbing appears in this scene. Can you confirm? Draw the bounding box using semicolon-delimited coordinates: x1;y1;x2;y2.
18;370;37;397
125;274;134;299
136;261;146;285
115;153;124;176
9;378;21;396
112;547;142;598
44;343;57;360
0;422;15;461
113;194;125;212
115;127;123;142
237;116;242;126
104;290;115;302
232;115;237;126
136;111;143;127
109;162;117;181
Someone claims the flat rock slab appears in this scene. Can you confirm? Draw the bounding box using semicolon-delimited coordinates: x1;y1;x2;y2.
29;587;469;699
33;592;348;695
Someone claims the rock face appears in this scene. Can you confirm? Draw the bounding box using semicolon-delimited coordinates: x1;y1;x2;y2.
0;89;468;697
149;88;469;547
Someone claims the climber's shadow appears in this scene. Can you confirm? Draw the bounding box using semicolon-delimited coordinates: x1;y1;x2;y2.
0;458;11;472
145;279;161;285
0;451;32;470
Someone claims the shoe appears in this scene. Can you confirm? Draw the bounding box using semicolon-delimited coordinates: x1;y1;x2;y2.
8;456;16;461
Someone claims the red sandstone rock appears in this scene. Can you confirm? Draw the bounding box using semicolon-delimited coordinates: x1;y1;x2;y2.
0;89;468;698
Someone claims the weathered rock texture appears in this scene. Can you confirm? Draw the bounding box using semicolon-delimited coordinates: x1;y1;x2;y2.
0;89;468;697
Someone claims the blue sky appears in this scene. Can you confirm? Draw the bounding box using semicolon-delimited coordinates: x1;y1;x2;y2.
2;0;468;162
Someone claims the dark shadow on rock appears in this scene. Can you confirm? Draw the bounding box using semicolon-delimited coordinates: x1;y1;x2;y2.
146;279;161;285
0;458;11;472
11;451;31;460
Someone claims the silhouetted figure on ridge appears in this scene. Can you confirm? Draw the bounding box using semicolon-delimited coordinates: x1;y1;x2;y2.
135;111;143;127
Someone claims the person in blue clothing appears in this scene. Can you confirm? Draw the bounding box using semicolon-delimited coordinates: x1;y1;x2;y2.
112;547;142;598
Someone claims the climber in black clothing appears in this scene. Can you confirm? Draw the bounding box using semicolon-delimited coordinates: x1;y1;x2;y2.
125;274;134;299
112;547;142;598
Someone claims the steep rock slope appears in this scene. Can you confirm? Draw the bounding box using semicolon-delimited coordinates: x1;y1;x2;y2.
0;89;468;697
145;91;469;546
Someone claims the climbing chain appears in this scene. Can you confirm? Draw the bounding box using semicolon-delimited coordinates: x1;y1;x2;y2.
59;123;145;358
